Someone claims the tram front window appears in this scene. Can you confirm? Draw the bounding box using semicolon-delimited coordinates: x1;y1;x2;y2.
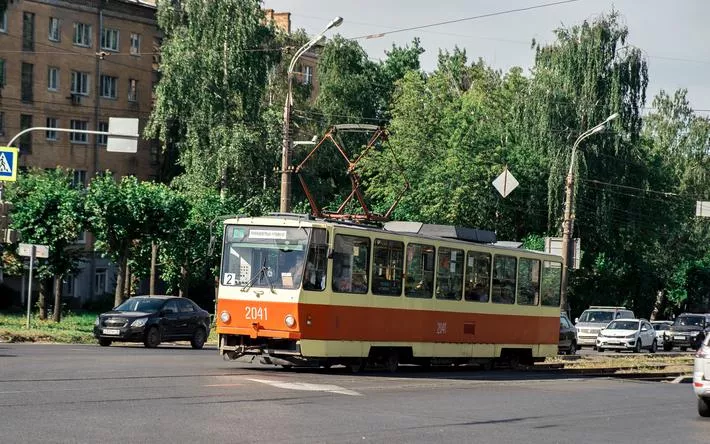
221;225;310;289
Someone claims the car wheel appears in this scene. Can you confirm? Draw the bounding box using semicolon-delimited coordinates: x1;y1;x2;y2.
663;342;673;351
633;340;642;353
190;328;206;349
680;346;688;352
649;339;657;354
98;339;112;347
143;326;161;348
699;397;710;418
568;341;577;355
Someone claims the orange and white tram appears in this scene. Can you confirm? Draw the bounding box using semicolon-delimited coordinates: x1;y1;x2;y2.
216;214;563;371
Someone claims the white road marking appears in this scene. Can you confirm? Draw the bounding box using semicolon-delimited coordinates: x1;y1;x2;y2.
247;378;362;396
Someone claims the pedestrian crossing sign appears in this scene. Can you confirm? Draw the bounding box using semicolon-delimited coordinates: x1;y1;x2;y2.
0;147;19;182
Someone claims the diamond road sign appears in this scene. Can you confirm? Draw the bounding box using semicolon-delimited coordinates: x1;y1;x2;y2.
492;167;519;198
0;147;19;182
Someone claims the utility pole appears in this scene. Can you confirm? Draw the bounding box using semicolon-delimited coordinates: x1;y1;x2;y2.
279;16;343;213
559;113;619;314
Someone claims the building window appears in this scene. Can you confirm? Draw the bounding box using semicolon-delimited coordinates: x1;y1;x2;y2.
48;17;60;42
0;11;7;33
46;117;58;140
97;121;108;145
130;33;141;55
331;234;370;294
372;239;404;296
95;269;107;295
62;276;74;297
405;243;435;298
303;65;313;85
73;22;92;47
100;75;117;99
0;112;5;136
23;12;35;51
517;258;540;306
71;71;90;96
70;120;88;144
20;114;33;153
21;62;33;103
72;170;87;188
101;28;119;51
464;252;491;302
128;79;137;102
0;58;5;87
75;231;87;243
47;67;59;91
492;255;517;304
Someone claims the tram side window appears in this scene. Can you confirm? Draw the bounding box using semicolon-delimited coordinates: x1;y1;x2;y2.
372;238;404;296
436;247;464;300
464;252;491;302
304;228;328;291
405;243;435;298
517;258;540;306
492;255;517;304
541;261;562;306
332;234;370;294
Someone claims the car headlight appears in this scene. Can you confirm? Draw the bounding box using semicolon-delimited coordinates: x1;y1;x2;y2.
691;331;700;336
94;316;99;326
626;333;637;339
131;318;148;327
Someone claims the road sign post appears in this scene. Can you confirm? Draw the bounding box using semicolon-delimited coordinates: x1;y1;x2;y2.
19;243;49;328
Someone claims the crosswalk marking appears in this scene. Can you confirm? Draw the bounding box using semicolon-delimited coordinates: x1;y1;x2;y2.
247;378;362;396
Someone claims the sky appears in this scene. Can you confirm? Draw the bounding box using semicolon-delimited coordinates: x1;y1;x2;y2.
262;0;710;113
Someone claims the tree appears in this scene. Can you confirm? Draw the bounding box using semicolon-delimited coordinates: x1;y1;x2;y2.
6;169;85;322
85;175;187;307
146;0;280;198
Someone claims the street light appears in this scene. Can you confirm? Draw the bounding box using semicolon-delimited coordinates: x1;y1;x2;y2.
559;112;619;314
280;16;343;213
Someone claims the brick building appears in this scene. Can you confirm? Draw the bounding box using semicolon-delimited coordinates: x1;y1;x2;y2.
0;0;160;307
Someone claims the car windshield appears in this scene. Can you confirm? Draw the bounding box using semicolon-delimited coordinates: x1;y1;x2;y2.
578;311;614;323
114;298;164;313
652;324;670;331
674;316;705;327
606;320;639;330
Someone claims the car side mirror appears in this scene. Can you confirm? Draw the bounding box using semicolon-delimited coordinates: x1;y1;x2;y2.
574;318;579;324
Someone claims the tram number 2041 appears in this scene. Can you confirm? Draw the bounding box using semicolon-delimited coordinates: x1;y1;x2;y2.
245;306;268;321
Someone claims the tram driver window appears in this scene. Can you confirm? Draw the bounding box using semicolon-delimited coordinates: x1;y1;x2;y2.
436;247;464;300
492;255;516;304
405;243;435;298
304;228;328;291
517;258;540;306
372;238;404;296
541;261;562;306
332;234;370;294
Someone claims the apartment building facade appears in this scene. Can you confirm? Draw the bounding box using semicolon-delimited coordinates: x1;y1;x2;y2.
0;0;160;307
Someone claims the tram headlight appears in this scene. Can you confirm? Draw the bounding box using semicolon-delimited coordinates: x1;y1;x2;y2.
284;314;296;328
220;311;231;323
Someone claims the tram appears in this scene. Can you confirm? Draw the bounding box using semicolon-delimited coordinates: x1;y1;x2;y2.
216;214;562;371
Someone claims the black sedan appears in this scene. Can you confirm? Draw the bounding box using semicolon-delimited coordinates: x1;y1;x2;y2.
93;296;211;349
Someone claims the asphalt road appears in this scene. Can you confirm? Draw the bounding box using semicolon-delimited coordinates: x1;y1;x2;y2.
0;343;708;444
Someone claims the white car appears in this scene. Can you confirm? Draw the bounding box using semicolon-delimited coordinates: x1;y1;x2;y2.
596;318;657;353
694;335;710;417
651;320;673;349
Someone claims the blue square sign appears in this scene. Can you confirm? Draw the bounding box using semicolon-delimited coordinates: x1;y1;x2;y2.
0;147;18;182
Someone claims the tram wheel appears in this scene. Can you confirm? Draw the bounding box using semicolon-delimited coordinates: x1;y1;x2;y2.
385;353;399;373
350;359;366;374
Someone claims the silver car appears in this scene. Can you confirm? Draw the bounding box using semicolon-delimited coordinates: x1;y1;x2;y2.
596;318;657;353
575;306;635;347
693;335;710;417
651;320;673;349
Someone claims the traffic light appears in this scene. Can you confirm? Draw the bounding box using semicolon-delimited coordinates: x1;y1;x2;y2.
0;201;19;243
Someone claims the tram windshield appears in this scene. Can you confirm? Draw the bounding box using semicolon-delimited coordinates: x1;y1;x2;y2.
221;225;311;290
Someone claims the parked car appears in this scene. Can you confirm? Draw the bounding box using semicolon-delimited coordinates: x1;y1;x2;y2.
559;313;578;355
651;320;673;349
663;313;710;352
595;318;657;353
93;296;211;349
694;335;710;417
574;306;635;348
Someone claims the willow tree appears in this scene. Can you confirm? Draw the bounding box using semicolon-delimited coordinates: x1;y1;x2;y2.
146;0;280;198
516;11;650;313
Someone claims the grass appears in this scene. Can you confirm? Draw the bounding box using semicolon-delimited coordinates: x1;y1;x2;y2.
544;353;694;373
0;312;218;345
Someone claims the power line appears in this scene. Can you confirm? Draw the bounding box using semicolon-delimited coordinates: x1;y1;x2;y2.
349;0;583;40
